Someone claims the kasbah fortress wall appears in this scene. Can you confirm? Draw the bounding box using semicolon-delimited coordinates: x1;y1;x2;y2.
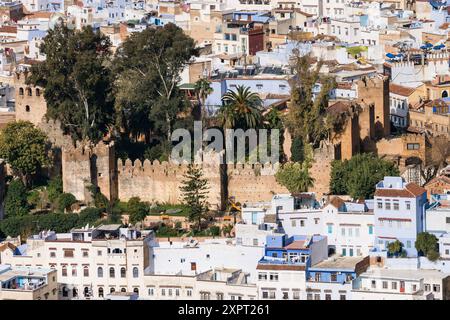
11;71;336;207
60;140;333;208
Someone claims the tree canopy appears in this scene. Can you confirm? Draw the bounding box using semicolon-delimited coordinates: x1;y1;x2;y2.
4;179;29;217
0;121;50;186
113;23;198;144
194;78;213;122
284;53;336;160
27;24;114;143
415;232;439;261
330;153;399;199
219;85;263;130
127;197;149;225
275;162;314;194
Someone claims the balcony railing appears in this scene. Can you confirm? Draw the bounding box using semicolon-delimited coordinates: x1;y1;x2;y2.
258;256;308;265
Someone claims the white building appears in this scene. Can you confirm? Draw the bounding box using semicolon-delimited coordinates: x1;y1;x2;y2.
306;256;370;300
373;177;428;257
143;268;257;300
277;195;375;257
256;234;328;300
0;225;156;299
352;268;449;300
150;238;264;283
389;83;415;128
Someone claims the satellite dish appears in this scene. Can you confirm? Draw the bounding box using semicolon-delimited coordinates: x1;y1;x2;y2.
48;13;75;30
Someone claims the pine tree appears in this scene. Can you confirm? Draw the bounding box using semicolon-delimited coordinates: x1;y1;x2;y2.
180;164;209;231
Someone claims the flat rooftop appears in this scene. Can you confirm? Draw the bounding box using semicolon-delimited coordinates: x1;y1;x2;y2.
361;268;448;280
310;256;366;271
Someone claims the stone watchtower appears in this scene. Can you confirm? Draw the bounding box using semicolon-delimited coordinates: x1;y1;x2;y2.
13;69;47;126
357;75;391;140
62;141;118;202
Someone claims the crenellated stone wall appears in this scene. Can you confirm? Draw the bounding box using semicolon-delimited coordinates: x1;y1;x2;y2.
62;141;117;202
117;159;223;208
62;143;93;201
62;141;335;207
226;162;288;204
309;141;334;197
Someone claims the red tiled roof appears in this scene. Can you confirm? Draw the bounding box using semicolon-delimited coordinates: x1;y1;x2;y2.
425;175;450;186
256;264;306;271
378;218;412;222
439;22;450;30
0;26;17;34
374;183;426;198
328;196;345;209
327;101;351;115
285;240;306;250
389;83;415;97
336;82;353;89
0;242;16;252
25;11;53;19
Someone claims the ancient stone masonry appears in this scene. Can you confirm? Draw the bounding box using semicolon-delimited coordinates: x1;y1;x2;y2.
62;141;335;207
62;141;117;202
309;141;334;197
376;133;429;170
13;71;47;126
357;75;391;140
117;159;223;208
226;162;288;204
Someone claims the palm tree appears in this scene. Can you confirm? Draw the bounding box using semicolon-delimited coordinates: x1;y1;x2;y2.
194;78;213;121
219;85;263;129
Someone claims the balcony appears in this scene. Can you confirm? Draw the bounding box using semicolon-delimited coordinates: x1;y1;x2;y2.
258;255;308;265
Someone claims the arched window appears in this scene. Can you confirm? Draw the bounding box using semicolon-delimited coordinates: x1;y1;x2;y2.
62;286;68;297
121;288;126;292
98;287;104;298
110;287;115;293
73;287;78;298
84;287;89;297
25;105;30;112
133;288;139;295
26;88;32;96
97;267;103;278
120;267;126;278
133;267;139;278
113;248;122;254
109;267;115;278
442;90;448;98
83;266;89;277
35;88;40;96
19;87;24;96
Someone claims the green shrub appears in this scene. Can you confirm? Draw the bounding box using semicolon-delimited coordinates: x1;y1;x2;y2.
57;193;77;212
47;176;63;203
416;232;439;257
208;226;220;236
77;207;103;227
4;179;29;217
330;153;399;199
427;250;440;262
